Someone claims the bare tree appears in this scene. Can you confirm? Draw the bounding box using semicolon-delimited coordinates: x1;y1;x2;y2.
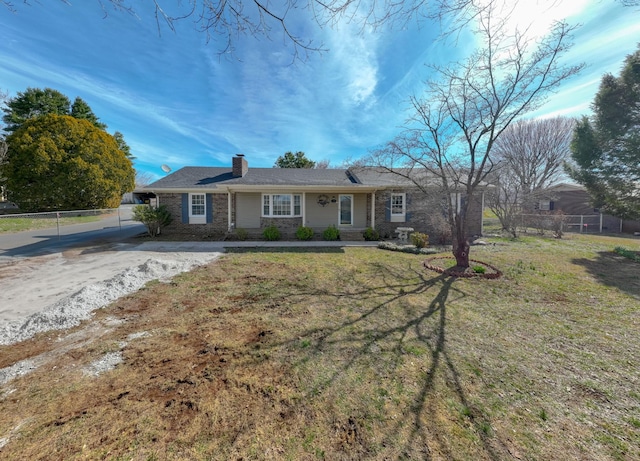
3;0;482;59
487;116;575;236
369;1;583;268
135;170;155;188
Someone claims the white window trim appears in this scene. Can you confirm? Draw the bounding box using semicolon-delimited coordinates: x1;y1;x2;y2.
261;193;302;218
189;193;206;224
339;194;354;226
390;192;406;223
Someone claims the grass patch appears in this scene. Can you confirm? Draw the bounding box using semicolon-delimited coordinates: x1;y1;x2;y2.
0;215;102;233
0;234;639;459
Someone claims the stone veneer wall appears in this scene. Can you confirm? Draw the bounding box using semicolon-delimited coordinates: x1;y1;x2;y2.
159;193;229;236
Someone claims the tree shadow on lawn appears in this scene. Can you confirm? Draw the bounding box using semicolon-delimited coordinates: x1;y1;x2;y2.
273;262;510;460
572;251;640;299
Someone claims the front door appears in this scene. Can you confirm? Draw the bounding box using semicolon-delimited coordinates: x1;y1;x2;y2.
339;194;353;226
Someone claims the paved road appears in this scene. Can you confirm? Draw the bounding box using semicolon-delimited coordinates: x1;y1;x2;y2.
0;205;146;259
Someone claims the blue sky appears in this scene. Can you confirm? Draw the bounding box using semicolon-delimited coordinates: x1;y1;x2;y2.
0;1;639;181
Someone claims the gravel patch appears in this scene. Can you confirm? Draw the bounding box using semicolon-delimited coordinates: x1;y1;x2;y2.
84;351;124;377
0;256;219;346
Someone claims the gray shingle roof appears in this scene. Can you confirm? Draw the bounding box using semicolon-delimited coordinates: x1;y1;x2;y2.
146;166;365;190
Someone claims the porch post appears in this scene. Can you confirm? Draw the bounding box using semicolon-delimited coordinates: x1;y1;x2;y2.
227;191;232;231
302;192;306;226
371;191;376;228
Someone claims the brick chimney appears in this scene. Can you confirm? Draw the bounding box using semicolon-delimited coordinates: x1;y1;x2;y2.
232;154;248;177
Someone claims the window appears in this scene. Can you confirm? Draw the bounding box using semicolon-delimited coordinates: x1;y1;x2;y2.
339;194;353;225
538;200;553;211
191;194;205;216
390;193;406;222
189;193;206;224
262;194;302;217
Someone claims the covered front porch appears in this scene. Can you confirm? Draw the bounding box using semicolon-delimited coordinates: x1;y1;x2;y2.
228;190;379;234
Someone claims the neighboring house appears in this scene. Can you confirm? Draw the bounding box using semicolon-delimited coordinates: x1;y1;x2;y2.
142;154;486;240
539;183;640;234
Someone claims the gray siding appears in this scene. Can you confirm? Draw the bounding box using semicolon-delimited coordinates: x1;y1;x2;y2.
305;194;338;228
235;193;261;228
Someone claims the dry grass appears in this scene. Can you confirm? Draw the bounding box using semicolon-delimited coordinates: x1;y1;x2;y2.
1;234;639;460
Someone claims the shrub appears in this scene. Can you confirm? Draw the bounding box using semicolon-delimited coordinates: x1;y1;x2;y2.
132;204;172;237
614;246;640;262
377;241;439;255
295;225;314;241
410;232;429;249
472;265;486;274
235;227;248;241
363;227;380;241
262;225;281;241
322;225;340;241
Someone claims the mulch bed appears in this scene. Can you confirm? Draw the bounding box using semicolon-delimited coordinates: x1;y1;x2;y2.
423;257;502;279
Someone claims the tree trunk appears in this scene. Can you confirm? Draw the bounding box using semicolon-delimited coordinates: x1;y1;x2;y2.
453;234;470;268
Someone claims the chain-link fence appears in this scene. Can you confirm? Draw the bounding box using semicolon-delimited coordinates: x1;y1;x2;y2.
484;213;619;236
0;206;137;241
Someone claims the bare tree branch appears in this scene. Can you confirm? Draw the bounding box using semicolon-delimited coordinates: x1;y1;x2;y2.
367;1;583;267
487;116;575;236
2;0;486;60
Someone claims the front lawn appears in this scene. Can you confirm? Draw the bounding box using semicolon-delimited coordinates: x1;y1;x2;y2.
0;234;638;460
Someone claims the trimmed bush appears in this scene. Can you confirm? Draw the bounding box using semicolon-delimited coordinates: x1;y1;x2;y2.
323;225;340;241
363;227;380;241
235;227;248;241
410;232;429;249
262;225;281;241
296;226;314;241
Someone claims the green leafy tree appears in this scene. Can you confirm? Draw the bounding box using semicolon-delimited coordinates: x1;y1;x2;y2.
2;87;71;132
2;114;135;211
274;151;316;168
566;45;640;220
71;97;107;130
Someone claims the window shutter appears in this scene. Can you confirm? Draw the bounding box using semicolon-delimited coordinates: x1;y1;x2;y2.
549;201;555;211
385;196;391;222
206;194;213;223
406;193;412;221
181;194;189;223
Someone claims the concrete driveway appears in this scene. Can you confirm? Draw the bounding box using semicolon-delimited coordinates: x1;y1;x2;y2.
0;215;377;345
0;219;228;344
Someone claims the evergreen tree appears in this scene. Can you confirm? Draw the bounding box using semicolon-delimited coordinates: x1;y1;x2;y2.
274;151;316;168
2;87;71;132
113;131;135;160
567;45;640;220
2;114;135;211
71;97;107;129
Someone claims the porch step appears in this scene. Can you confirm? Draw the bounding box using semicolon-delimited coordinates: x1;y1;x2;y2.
338;230;365;241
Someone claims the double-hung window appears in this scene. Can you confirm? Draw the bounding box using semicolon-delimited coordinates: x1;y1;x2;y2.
262;194;302;217
189;193;206;224
390;193;406;222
